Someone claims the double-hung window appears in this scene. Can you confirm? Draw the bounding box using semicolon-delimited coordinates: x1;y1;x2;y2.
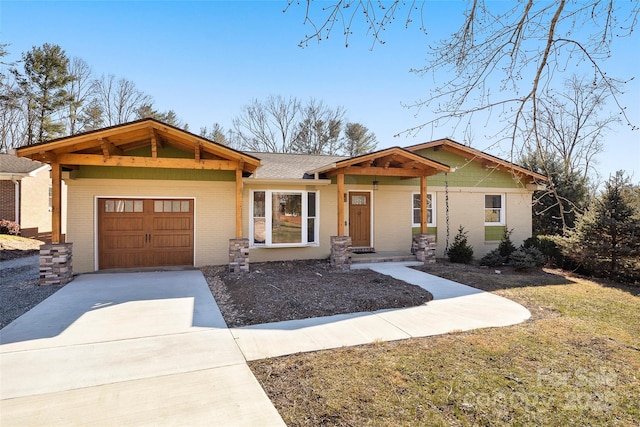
484;194;505;225
412;193;435;227
251;190;319;247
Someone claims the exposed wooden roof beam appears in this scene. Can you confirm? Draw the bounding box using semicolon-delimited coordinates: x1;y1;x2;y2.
56;153;239;170
195;142;201;162
325;166;427;178
99;138;123;159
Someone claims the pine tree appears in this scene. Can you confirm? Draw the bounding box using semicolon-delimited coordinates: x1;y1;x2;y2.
343;122;377;156
19;43;73;144
563;171;640;280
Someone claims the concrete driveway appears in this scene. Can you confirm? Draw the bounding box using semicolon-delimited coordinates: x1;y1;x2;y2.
1;262;532;426
0;271;285;426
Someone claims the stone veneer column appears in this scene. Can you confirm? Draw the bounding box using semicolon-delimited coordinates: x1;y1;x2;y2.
412;233;436;264
39;242;73;285
330;236;352;271
229;238;250;273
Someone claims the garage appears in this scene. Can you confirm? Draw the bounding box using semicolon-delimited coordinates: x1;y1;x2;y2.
98;198;194;269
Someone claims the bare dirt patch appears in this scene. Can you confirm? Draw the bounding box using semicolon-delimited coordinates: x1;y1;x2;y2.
201;259;433;327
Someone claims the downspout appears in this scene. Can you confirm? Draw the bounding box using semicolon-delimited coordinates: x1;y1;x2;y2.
11;176;20;224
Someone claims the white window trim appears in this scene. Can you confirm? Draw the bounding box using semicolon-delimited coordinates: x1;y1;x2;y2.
411;192;436;228
250;190;319;248
484;193;506;226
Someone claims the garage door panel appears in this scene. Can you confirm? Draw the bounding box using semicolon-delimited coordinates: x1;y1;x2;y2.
152;217;191;231
99;198;194;270
102;252;149;270
102;235;146;249
152;234;192;249
102;217;145;232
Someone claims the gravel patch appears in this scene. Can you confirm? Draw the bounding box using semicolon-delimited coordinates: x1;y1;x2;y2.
1;255;64;329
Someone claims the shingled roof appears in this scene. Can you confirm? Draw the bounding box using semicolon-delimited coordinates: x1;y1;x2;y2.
246;152;349;180
0;153;49;176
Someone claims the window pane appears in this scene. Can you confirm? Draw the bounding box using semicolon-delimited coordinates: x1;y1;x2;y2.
485;209;501;223
413;210;421;224
154;200;163;212
253;218;266;244
164;200;172;212
124;200;133;212
272;193;302;244
413;194;420;209
307;218;315;243
427;194;432;209
427;209;433;224
351;195;367;205
253;192;265;217
105;200;114;212
485;195;502;209
172;200;181;212
115;200;125;212
134;200;143;212
181;200;190;212
308;192;316;217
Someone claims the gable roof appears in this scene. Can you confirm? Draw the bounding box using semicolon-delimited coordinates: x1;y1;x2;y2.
16;118;261;173
0;153;49;176
309;146;451;178
406;138;547;183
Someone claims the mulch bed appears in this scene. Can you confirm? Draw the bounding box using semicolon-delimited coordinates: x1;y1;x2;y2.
201;259;433;327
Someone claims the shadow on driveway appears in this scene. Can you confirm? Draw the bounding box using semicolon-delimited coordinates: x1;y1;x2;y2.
0;270;227;346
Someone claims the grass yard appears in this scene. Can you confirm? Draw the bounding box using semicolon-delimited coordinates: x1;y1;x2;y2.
249;267;640;426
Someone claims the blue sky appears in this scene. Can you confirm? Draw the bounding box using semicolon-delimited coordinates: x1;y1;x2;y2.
2;0;638;183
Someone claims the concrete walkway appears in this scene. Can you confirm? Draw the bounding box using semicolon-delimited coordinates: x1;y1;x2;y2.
231;262;531;360
1;262;531;426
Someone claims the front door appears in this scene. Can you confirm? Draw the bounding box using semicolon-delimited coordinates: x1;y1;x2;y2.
349;192;371;248
98;198;194;269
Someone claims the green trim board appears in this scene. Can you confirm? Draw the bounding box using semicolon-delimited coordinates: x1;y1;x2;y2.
484;225;506;241
74;166;235;181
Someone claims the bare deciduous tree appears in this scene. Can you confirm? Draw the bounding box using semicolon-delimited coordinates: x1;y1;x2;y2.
287;1;638;149
520;75;620;234
91;74;153;126
66;57;94;134
232;95;302;153
291;99;345;154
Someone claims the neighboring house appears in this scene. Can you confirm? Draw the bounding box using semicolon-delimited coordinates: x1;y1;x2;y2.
16;119;545;274
0;153;67;240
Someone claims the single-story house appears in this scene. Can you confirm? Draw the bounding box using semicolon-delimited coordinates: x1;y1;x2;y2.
0;153;67;240
16;119;546;278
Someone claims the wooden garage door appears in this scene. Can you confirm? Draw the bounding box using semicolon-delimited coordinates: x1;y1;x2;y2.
98;198;194;270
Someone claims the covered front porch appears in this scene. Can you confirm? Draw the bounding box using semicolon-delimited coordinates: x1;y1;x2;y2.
310;147;451;270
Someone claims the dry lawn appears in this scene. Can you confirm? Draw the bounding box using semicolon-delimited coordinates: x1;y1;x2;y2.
250;263;640;426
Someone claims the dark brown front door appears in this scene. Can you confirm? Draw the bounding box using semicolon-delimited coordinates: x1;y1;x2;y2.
98;198;194;269
349;192;371;247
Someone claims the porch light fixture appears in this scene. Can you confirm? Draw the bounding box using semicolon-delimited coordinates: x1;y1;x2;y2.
372;179;379;190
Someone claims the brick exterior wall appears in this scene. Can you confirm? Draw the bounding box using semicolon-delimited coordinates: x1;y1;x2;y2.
0;180;17;221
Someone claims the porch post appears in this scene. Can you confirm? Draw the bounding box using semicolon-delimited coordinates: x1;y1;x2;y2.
230;167;249;273
420;175;427;234
40;162;73;285
337;172;345;235
235;168;243;238
51;162;62;243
